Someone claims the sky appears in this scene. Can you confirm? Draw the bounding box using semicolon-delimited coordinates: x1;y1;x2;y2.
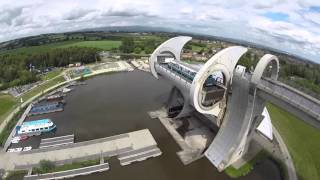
0;0;320;63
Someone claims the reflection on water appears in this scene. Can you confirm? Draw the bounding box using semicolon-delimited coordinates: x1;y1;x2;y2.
26;71;281;180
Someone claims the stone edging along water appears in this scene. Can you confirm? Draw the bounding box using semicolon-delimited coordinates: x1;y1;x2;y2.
23;162;110;180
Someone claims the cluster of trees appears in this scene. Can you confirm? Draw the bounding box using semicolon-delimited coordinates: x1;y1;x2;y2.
280;63;320;85
0;47;100;90
119;37;158;54
237;51;320;98
0;61;39;89
237;51;259;72
238;51;320;86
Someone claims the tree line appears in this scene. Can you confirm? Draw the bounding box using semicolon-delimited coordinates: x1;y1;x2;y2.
0;47;100;90
119;37;159;54
238;51;320;98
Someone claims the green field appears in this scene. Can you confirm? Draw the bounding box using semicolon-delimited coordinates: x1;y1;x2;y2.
0;95;18;123
1;40;122;55
0;74;65;146
57;40;122;50
191;45;208;52
21;76;65;101
268;103;320;180
41;69;63;81
0;72;64;124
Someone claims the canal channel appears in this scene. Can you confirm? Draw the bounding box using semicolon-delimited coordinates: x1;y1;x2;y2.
15;70;282;180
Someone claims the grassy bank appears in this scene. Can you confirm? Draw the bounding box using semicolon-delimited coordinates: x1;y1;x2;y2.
4;170;28;180
0;106;26;146
0;73;64;123
0;95;18;124
33;159;100;174
58;40;121;50
225;151;269;178
40;69;63;81
267;103;320;180
0;73;65;142
20;76;65;101
224;148;288;180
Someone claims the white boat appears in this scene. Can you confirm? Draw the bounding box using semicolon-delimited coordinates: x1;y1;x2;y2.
16;119;56;136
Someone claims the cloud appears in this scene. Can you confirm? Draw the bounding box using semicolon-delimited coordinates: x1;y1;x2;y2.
0;0;319;63
304;12;320;25
108;7;152;16
63;9;95;21
0;7;24;25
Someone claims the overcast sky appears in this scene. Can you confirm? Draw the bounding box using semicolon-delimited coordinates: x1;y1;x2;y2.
0;0;320;63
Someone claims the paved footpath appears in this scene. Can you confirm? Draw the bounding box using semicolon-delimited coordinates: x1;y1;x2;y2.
0;129;157;170
273;127;297;180
255;126;297;180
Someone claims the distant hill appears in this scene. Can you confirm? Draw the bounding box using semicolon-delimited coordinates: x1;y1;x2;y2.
80;26;317;65
80;25;176;33
0;25;317;65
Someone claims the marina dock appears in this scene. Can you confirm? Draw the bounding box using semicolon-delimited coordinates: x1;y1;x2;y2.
39;134;75;149
118;145;162;166
28;102;64;116
0;129;161;170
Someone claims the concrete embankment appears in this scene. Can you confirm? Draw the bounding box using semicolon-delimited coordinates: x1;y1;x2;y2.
149;109;203;165
3;104;33;151
0;129;161;171
23;162;110;180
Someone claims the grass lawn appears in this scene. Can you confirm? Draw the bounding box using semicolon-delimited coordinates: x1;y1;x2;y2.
58;40;122;50
40;69;62;81
0;107;26;146
21;76;65;101
191;45;207;52
0;73;65;146
0;95;18;124
267;103;320;180
0;75;64;123
225;160;254;178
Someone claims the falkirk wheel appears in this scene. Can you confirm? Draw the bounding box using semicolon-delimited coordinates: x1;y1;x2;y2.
149;36;279;171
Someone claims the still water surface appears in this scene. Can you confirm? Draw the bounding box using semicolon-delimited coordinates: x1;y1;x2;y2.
26;70;281;180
